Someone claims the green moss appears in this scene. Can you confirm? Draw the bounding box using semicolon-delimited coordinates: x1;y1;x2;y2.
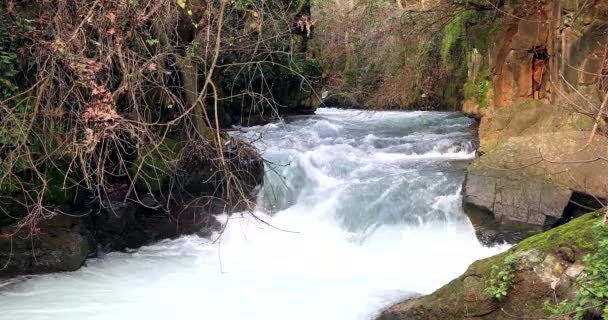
464;79;475;101
292;0;308;14
477;67;492;108
466;212;603;279
441;11;475;65
573;17;586;33
463;66;492;108
323;93;360;109
474;19;503;55
445;82;458;100
128;138;179;193
569;114;595;131
515;212;602;254
42;165;78;204
342;54;356;86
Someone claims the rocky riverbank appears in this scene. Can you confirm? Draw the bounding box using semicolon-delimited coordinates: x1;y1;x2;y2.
0;140;264;277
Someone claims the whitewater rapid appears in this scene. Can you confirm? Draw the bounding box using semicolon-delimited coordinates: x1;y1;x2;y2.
0;108;507;320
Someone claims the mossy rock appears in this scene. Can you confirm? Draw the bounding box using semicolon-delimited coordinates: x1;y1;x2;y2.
128;138;180;194
322;93;361;109
378;212;604;320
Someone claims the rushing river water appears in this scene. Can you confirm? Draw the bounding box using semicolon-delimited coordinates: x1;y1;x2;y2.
0;109;506;320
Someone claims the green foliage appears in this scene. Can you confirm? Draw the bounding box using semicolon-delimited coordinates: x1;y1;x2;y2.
0;101;30;146
573;17;586;33
477;67;491;108
472;19;502;56
360;62;382;91
546;223;608;319
342;54;356;86
0;17;23;99
485;254;518;301
464;79;475;100
128;138;179;193
441;11;474;65
145;38;159;46
464;66;491;108
230;0;255;11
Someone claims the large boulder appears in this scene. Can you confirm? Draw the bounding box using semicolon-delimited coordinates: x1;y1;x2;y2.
464;131;608;243
378;212;603;320
0;215;90;277
321;93;361;109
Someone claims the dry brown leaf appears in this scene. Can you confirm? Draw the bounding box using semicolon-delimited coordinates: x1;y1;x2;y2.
147;63;158;72
0;233;12;240
106;12;116;24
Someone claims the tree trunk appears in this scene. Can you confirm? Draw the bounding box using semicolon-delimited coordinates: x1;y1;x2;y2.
175;55;214;140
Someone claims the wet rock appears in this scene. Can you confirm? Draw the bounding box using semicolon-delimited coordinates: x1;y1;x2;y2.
463;172;572;243
464;201;545;245
92;201;146;251
321;93;361;109
0;215;89;277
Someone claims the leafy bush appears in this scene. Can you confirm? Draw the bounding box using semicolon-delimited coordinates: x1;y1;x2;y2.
485;254;518;301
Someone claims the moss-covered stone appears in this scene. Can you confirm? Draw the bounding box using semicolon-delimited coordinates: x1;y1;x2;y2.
322;93;361;109
128;138;180;193
441;11;475;65
378;212;604;320
515;212;600;254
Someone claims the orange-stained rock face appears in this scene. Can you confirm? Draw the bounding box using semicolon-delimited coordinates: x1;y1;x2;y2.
465;0;607;121
533;59;544;86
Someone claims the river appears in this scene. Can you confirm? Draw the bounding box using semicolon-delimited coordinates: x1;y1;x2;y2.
0;108;506;320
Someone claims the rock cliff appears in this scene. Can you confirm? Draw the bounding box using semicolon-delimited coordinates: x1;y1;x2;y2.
453;0;608;241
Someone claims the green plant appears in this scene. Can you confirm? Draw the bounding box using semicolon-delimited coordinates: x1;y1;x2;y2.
441;11;474;65
477;67;492;104
546;222;608;319
464;79;475;100
477;78;490;108
573;17;586;33
0;23;18;99
343;54;356;86
485;254;518;301
464;67;491;108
